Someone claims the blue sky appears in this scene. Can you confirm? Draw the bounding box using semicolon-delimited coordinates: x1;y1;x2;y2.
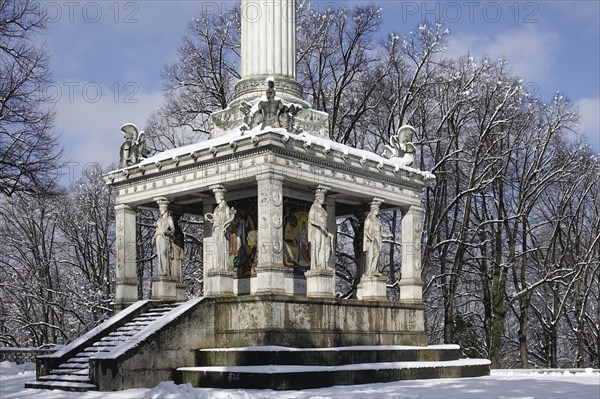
35;0;599;183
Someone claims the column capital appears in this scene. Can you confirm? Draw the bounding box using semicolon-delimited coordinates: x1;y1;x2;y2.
315;185;330;195
209;184;227;193
255;171;285;182
401;204;424;214
115;203;136;213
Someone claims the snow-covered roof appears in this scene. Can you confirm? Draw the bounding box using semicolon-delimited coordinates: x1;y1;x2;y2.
107;127;435;182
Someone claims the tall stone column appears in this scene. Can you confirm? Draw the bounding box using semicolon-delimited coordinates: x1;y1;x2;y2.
114;204;138;312
255;172;286;294
236;0;305;104
400;205;424;303
241;0;295;79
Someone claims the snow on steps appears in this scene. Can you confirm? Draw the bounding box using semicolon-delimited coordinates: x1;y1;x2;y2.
25;302;183;392
176;345;491;390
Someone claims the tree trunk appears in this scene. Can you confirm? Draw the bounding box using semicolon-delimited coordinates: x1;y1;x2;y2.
518;298;529;368
550;284;559;368
575;279;585;367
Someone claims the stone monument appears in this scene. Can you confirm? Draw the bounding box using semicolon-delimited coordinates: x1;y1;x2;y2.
106;0;434;345
28;1;491;393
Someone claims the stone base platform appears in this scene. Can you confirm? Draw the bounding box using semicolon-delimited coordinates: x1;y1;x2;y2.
211;294;427;347
28;296;432;391
176;345;491;390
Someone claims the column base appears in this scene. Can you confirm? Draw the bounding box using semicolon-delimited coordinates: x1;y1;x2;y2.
151;276;187;301
305;269;335;298
357;274;388;302
205;270;236;297
115;277;138;306
255;266;287;295
399;279;424;304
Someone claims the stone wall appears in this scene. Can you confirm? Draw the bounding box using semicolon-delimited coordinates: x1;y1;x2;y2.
212;295;427;347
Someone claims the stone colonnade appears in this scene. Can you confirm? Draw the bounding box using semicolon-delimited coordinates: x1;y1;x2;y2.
113;174;424;308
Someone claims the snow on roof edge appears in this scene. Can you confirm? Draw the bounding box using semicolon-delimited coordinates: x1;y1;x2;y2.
107;128;435;181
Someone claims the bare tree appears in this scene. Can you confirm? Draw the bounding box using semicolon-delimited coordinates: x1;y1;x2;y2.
0;0;63;197
58;164;116;322
297;2;384;145
136;2;600;369
0;193;69;346
144;7;240;151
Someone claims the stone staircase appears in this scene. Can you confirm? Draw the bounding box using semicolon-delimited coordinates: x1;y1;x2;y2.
25;303;182;392
176;345;491;390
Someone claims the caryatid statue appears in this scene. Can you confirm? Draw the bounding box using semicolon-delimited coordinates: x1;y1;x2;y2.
308;188;333;270
363;200;383;276
155;198;175;277
204;187;236;271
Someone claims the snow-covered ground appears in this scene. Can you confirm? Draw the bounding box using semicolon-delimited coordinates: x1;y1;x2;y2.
1;361;598;399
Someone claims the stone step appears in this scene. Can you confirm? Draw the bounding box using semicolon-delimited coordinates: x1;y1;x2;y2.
196;345;463;367
50;368;89;376
127;320;154;325
177;359;491;390
110;330;136;336
92;340;118;347
145;307;175;313
27;300;186;392
50;367;89;375
58;362;88;370
131;317;158;322
39;374;93;383
25;379;98;392
118;323;145;329
99;335;129;342
83;347;112;354
65;357;89;363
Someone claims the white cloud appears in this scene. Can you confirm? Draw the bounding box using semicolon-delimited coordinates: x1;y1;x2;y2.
53;82;164;184
447;24;560;86
547;1;600;32
575;97;600;152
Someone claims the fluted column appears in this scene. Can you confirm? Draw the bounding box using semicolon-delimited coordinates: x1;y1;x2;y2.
235;0;305;104
399;205;424;303
241;0;296;79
